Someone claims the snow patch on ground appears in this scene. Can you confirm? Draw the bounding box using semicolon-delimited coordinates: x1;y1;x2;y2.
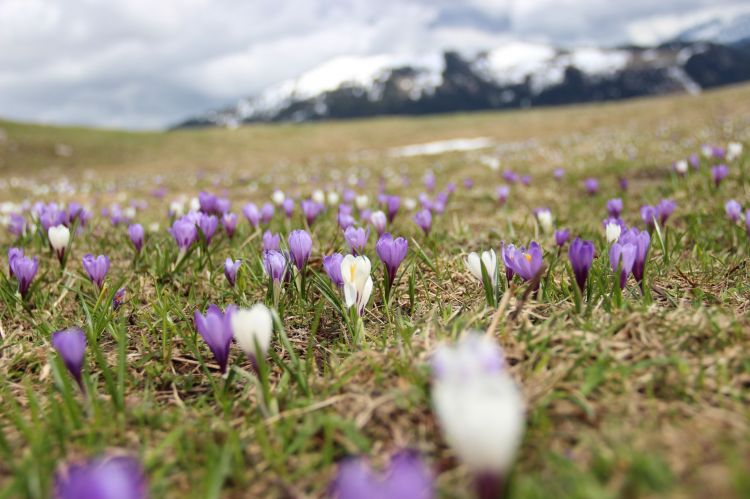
389;137;494;157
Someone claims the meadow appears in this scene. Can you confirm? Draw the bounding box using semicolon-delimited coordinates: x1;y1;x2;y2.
1;83;749;498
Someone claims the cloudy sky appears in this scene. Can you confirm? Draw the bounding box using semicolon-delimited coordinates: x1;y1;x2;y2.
1;0;748;129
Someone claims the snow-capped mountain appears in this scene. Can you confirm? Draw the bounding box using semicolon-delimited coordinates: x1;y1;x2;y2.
673;12;750;47
176;34;750;128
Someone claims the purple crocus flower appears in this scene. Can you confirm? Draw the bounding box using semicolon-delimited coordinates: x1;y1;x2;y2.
424;171;436;191
8;247;23;277
506;242;544;284
376;233;409;286
609;242;636;289
370;211;387;236
263;250;287;283
553;168;565;180
215;197;231;215
725;200;742;222
568;238;595;292
338;207;355;230
746;210;750;237
51;327;86;389
584;178;599;195
260;203;275;224
242;203;261;227
262;230;281;251
501;243;515;283
640;205;658;230
8;213;26;237
656;199;676;225
711;164;728;187
198;191;217;214
619;228;650;285
222;213;238;239
127;224;144;253
520;174;531;186
288;229;313;270
502;170;518;183
618;177;629;191
301;199;323;226
385;195;401;222
606;198;623;218
413;209;432;235
194;304;234;374
331;450;433;499
464;177;474;189
555;229;570;247
170;219;197;251
82;254;110;290
54;454;147;499
689;153;700;169
113;287;125;310
197;213;218;244
344;226;369;255
323;253;345;288
224;258;241;288
282;198;295;218
11;255;38;298
496;185;509;205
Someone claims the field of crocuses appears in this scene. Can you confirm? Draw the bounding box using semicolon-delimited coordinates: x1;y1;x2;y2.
1;85;750;498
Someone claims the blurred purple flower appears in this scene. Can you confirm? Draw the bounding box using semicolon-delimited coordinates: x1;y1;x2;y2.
54;454;147;499
609;242;636;289
301;199;324;226
606;198;623;218
496;185;509;205
413;209;432;235
370;211;387;236
262;230;281;251
656;199;676;225
344;226;369;255
11;254;38;298
331;450;433;499
584;178;599;195
51;327;86;389
113;287;125;310
619;228;650;285
553;168;565;180
170;219;197;251
197;213;218;244
242;203;260;227
263;250;287;283
260;203;275;224
502;170;518;183
222;213;238;239
224;258;241;288
385;195;401;222
555;229;570;247
711;164;728;187
128;224;144;253
725;200;742;222
376;233;408;287
282;198;295;218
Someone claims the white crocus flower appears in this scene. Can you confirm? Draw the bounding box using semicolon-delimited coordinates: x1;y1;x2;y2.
327;191;340;206
340;254;373;316
727;142;743;161
48;224;70;262
189;197;200;212
355;195;369;210
312;189;325;204
123;206;136;220
674;160;688;175
701;144;713;158
271;189;286;205
431;333;525;476
605;221;621;243
465;250;497;286
231;304;273;361
169;200;185;217
535;209;553;233
403;198;417;211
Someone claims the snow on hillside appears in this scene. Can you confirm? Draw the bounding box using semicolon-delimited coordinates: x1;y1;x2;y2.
675;12;750;45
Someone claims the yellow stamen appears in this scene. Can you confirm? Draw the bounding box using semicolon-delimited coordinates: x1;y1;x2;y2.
524;253;532;262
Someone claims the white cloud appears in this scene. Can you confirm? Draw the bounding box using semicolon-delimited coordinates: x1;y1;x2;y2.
0;0;747;129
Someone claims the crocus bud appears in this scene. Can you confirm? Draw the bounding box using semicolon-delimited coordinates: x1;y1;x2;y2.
413;209;432;236
260;203;275;224
465;249;497;286
355;195;369;210
584;177;599;195
262;230;281;251
197;213;218;244
242;203;260;227
554;229;570;247
48;224;70;263
726;142;743;162
263;250;287;284
711;164;728;187
282;198;295;218
496;185;509;205
11;255;38;298
376;233;408;287
323;253;345;288
231;304;273;368
431;333;525;496
344;226;369;255
194;304;234;374
327;191;340;206
82;254;110;290
726;200;742;222
224;258;241;287
170;218;197;252
569;238;595;292
609;242;636;289
340;255;373;316
605;221;622;243
51;327;87;390
54;454;147;499
673;160;688;176
127;224;144;253
312;189;325;204
222;213;238;239
288;229;313;270
272;190;286;206
606;198;622;218
370;211;387;236
534;208;553;233
113;287;125;310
